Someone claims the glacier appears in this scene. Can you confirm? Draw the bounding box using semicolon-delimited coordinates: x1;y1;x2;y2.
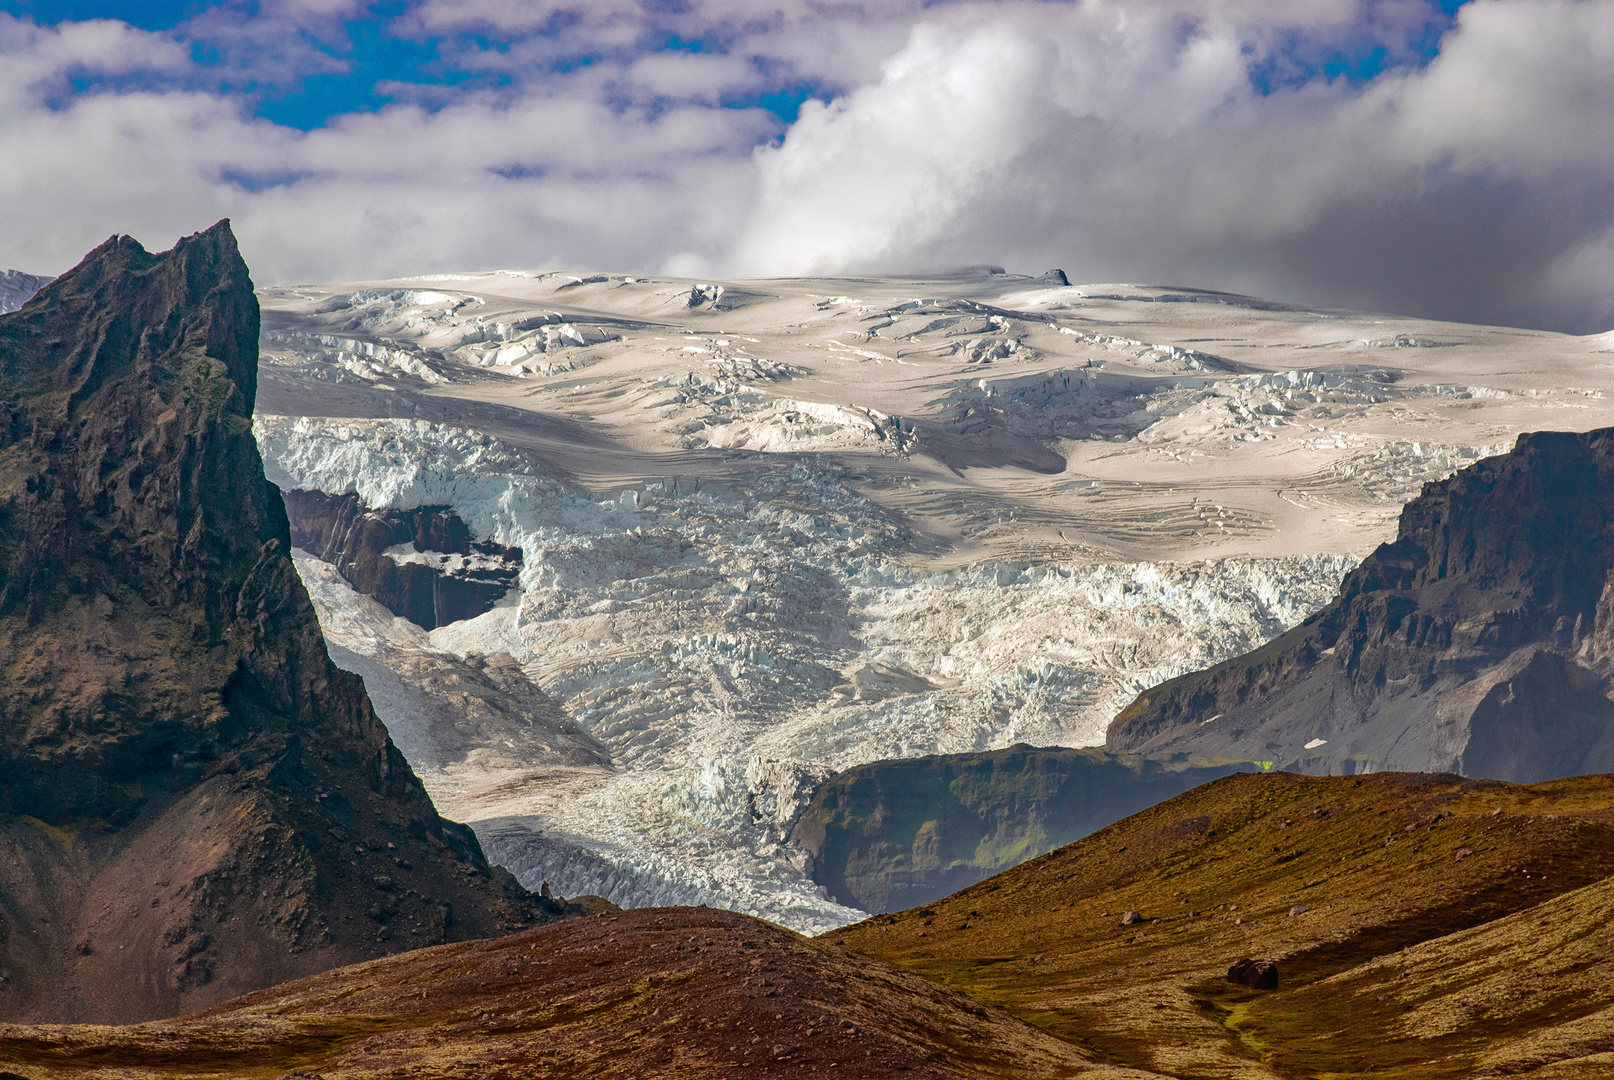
264;412;1354;931
250;270;1614;931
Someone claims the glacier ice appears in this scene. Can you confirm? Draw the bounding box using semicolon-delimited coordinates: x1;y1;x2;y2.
264;414;1354;931
249;269;1614;932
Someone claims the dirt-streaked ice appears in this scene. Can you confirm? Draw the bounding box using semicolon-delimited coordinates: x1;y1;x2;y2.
253;270;1614;930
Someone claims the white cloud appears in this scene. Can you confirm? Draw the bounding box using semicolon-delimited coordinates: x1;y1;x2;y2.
0;1;1610;332
1540;224;1614;334
0;10;773;283
723;0;1614;332
730;22;1057;276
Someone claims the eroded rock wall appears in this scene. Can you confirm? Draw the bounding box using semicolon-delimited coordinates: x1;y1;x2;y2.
1108;429;1614;781
791;745;1250;912
0;223;562;1023
284;488;521;630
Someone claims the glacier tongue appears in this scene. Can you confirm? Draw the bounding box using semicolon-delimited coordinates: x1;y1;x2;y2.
266;413;1353;931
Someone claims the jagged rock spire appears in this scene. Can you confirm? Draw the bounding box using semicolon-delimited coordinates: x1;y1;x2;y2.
0;222;555;1023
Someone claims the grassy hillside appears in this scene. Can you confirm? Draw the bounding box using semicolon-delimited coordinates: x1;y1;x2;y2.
836;770;1614;1078
6;771;1611;1078
0;907;1163;1080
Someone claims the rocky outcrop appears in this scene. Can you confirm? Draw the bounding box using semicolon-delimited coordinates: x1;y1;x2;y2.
294;552;611;773
283;488;522;630
0;223;573;1023
790;745;1249;912
1108;429;1614;781
1227;958;1279;990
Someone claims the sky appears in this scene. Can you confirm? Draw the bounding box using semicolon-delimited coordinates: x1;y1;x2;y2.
1;0;1611;334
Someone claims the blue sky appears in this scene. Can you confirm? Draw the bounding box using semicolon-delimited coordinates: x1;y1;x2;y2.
0;0;849;128
2;0;1475;131
0;0;1610;333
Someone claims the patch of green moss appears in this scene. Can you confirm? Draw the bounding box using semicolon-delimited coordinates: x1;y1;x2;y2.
18;815;79;857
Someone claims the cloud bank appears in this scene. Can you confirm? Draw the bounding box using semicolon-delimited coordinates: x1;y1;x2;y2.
1;0;1611;332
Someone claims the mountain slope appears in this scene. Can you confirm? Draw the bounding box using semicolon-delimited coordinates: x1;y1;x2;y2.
791;745;1252;912
1108;429;1614;781
0;223;563;1023
1234;870;1614;1078
836;771;1614;1078
0;906;1161;1080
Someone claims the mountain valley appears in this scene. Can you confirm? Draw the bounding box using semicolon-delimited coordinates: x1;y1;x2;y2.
4;236;1614;1076
246;267;1614;929
1;770;1612;1077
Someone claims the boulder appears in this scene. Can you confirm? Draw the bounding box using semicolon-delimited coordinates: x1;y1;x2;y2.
1227;959;1279;990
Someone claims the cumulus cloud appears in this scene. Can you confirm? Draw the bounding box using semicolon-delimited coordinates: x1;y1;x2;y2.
730;0;1614;332
0;0;1610;332
730;23;1058;276
0;8;776;282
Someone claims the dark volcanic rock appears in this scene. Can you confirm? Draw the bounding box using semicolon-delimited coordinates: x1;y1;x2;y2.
283;489;522;630
0;223;566;1023
1108;428;1614;781
1226;958;1279;990
790;744;1250;912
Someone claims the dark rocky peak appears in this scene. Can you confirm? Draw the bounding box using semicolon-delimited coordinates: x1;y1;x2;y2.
283;488;522;630
0;223;570;1023
0;222;268;820
1108;428;1614;782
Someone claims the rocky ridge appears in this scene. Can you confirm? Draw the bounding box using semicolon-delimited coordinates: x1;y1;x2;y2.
0;223;571;1023
791;745;1252;912
1108;428;1614;781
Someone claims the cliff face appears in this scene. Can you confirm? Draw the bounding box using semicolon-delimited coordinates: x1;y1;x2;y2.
1107;429;1614;781
790;745;1249;912
283;489;522;630
0;223;559;1023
